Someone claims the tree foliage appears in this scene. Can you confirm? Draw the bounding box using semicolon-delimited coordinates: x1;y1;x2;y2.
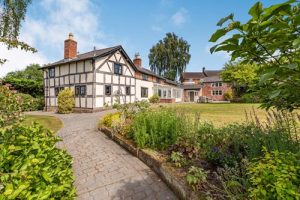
3;64;43;97
221;62;260;97
210;0;300;111
149;32;191;81
0;0;36;64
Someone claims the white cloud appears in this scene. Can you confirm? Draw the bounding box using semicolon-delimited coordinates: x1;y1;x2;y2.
171;8;188;27
151;25;163;32
0;46;47;77
0;0;107;77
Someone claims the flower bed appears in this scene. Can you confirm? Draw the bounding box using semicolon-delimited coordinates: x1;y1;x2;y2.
98;102;300;199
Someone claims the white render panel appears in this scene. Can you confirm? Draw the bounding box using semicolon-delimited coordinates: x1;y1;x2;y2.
75;98;80;107
55;66;59;76
95;97;103;108
87;73;93;82
55;78;59;86
69;75;74;84
119;56;125;64
131;78;135;85
80;74;86;83
65;76;69;85
100;63;111;73
60;65;68;76
70;63;76;73
50;98;55;106
120;77;125;85
104;97;112;106
113;75;118;84
131;86;135;95
60;77;64;85
44;71;47;78
75;75;80;83
85;60;93;72
81;98;86;107
77;61;84;73
112;85;118;94
96;85;103;95
87;85;93;95
50;79;54;86
86;98;93;108
49;88;55;96
95;56;108;69
109;54;117;62
115;51;121;61
96;73;104;83
105;74;111;83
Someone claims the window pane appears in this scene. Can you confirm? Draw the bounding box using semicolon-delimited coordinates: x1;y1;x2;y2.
80;86;86;95
105;85;111;95
114;63;122;75
126;86;130;95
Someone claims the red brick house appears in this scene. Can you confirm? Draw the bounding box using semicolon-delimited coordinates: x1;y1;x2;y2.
180;68;231;102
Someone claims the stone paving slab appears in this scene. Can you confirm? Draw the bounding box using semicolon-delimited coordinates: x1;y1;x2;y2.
28;111;177;200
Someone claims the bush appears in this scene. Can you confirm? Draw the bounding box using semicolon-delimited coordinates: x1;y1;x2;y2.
247;149;300;199
57;89;75;114
0;86;23;127
15;93;44;111
0;124;76;199
149;94;160;103
99;112;121;129
129;108;183;150
224;90;233;101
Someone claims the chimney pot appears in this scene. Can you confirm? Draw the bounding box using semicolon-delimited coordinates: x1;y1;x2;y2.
133;53;142;68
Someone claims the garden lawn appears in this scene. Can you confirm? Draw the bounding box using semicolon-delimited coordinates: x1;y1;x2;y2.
164;103;266;126
23;115;63;133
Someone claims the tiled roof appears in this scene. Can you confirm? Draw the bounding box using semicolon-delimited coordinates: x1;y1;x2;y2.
181;72;206;79
42;45;123;68
202;75;222;82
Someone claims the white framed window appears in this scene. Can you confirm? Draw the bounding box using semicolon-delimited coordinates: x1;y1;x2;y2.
141;87;148;97
113;63;122;75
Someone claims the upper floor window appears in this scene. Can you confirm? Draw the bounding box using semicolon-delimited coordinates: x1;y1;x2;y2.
114;63;122;75
141;87;148;97
49;67;55;78
142;74;148;81
212;82;222;87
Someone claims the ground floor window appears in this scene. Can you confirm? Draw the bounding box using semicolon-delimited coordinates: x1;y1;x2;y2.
75;85;86;96
141;87;148;97
105;85;111;95
126;86;131;95
55;87;64;96
212;90;223;95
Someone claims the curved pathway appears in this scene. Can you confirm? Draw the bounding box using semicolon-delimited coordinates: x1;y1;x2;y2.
28;111;177;200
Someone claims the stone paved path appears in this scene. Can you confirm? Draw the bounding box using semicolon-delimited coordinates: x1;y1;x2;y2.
28;111;177;200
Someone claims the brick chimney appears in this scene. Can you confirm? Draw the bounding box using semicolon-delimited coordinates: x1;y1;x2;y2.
64;33;77;59
133;53;142;68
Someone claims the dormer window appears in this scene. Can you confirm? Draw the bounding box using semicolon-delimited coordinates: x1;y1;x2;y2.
114;63;122;75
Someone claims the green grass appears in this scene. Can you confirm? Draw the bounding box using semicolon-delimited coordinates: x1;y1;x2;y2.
23;115;63;133
163;103;267;126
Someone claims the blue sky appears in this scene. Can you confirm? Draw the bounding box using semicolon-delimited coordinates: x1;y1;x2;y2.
0;0;284;77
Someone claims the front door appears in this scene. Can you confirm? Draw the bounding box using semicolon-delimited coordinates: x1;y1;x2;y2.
189;91;194;102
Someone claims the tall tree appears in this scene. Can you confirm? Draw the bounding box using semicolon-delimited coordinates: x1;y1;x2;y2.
149;33;191;81
0;0;36;64
210;0;300;111
221;62;260;97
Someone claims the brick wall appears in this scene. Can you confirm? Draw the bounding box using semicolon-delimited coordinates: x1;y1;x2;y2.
64;39;77;59
202;82;231;101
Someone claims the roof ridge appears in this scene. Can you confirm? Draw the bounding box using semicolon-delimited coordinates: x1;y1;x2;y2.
76;45;121;57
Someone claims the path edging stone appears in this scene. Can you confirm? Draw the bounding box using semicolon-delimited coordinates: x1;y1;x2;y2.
100;127;199;200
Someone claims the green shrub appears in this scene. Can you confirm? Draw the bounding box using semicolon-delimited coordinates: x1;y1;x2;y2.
170;151;187;168
0;124;76;199
0;86;23;127
195;112;300;167
149;94;160;104
247;149;300;199
14;93;44;111
224;90;233;101
186;166;208;191
99;112;121;128
129;108;183;150
57;89;75;114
